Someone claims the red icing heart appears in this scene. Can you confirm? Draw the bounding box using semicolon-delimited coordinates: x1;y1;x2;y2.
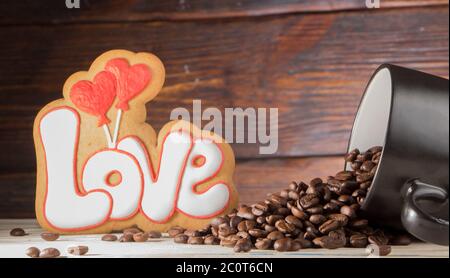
70;71;117;126
105;58;151;111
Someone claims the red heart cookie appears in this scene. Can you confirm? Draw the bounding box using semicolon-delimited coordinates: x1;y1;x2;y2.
70;71;117;126
105;58;151;111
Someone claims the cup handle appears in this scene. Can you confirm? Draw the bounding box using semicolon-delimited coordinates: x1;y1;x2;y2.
401;179;449;246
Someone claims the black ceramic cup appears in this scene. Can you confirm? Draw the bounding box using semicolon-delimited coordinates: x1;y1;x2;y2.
347;64;449;246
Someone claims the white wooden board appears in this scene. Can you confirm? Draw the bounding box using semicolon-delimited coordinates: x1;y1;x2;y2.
0;219;448;258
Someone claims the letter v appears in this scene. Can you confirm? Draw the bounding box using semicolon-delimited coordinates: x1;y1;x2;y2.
117;131;193;223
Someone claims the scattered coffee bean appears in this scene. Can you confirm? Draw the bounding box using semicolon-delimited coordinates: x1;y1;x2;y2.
350;234;368;248
67;245;89;256
133;232;149;242
101;234;118;241
204;235;220;245
319;220;340;234
119;233;134;242
146;231;162;239
366;244;392;256
39;248;60;258
274;238;292;252
234;238;252;252
313;236;345;249
25;247;40;258
255;238;272;250
187;236;204;245
41;232;59;241
174;234;189;244
168;226;185;237
10;228;26;236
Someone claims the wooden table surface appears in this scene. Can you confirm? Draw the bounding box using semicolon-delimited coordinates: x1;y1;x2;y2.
0;219;448;258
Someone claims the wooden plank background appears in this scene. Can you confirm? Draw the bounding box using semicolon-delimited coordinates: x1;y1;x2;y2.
0;0;448;218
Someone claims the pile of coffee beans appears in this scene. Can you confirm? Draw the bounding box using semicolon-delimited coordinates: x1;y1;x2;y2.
170;146;411;254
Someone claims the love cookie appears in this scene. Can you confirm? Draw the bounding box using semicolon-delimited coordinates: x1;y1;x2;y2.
33;50;238;234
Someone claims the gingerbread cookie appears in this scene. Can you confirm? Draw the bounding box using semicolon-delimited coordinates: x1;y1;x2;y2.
33;50;238;234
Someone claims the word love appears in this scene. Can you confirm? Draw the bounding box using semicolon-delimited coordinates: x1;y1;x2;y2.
39;107;231;231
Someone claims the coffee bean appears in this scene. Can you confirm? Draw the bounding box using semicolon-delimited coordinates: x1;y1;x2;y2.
264;225;277;232
133;232;149;242
267;231;285;241
356;172;374;183
274;238;292;252
323;202;340;213
368;146;383;154
248;229;268;238
304;231;317;241
204;235;220;245
229;216;243;228
187;236;204;245
351;161;362;170
211;217;228;227
234;238;252;253
288;191;300;200
390;234;412;246
237;206;255;220
356;152;372;162
220;238;238;248
236;231;251;239
256;216;266;224
368;234;389;246
218;223;236;237
67;245;89;256
168;226;185;237
255;238;272;250
335;171;354;181
340;205;357;219
352;189;366;198
339;181;360;195
237;220;256;232
39;248;60;258
266;215;284;225
275;207;291;216
174;234;189;244
372;152;382;164
350;234;368;248
350;219;369;229
360;181;372;190
275;220;296;233
285;215;303;228
337;195;354;205
147;231;162;238
309;214;326;225
41;232;59;241
290;240;302;251
328;214;349;226
25;247;40;258
299;194;320;209
295;238;314;249
119;233;134;242
345;149;360;162
313;236;345;249
328;229;347;246
288;181;299;191
319;220;340;234
10;228;26;236
366;244;391;256
305;205;323;214
310;177;323;187
361;161;376;172
197;225;211;236
101;234;118;241
291;207;308;220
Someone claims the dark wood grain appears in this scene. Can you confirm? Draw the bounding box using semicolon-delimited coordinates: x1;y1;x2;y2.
0;0;447;25
0;7;448;172
0;156;343;218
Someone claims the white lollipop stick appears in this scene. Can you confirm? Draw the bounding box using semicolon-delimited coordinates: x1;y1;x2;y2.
102;124;114;148
112;109;123;147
